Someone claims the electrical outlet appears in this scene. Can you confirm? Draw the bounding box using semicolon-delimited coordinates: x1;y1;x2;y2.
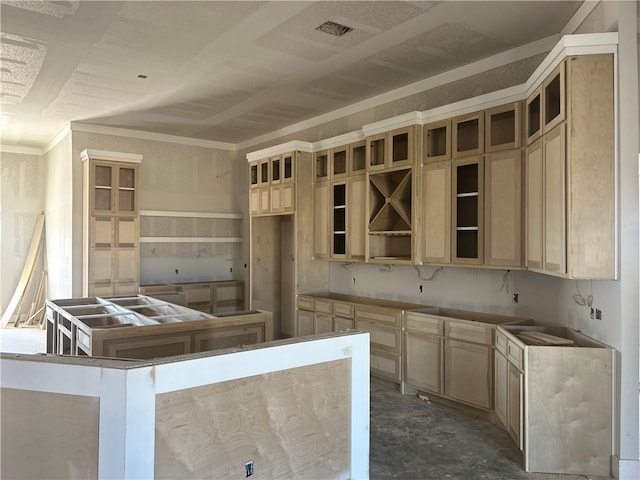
419;285;423;293
245;461;254;477
512;293;519;304
595;308;603;320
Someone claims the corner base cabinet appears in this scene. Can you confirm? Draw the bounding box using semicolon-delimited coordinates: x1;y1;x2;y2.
495;325;614;477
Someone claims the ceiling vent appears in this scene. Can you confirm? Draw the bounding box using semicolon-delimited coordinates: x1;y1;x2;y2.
315;21;353;37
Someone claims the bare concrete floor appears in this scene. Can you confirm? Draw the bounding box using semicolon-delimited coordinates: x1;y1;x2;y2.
1;328;610;480
370;377;609;480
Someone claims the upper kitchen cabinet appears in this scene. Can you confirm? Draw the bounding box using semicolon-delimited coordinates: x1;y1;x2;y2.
366;126;418;172
314;149;330;182
485;102;522;153
331;145;349;180
350;141;367;175
525;87;542;145
525;54;615;279
423;119;452;163
250;153;296;216
452;111;484;158
452;157;484;265
542;62;566;134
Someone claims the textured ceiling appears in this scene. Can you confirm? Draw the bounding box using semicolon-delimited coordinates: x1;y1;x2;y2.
0;1;583;149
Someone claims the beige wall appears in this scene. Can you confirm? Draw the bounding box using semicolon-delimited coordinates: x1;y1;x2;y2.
0;151;47;310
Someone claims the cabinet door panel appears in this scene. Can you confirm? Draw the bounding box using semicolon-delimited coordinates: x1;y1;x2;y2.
357;321;399;352
507;363;523;450
271;185;282;212
91;248;113;283
525;140;543;269
313;182;330;259
485;149;522;267
250;188;260;215
259;187;270;214
494;350;508;429
281;184;295;212
334;317;355;331
92;217;114;246
116;217;137;246
314;313;333;334
348;175;366;261
444;339;492;409
297;309;314;336
115;248;138;283
543;125;566;274
371;348;401;382
422;162;451;264
405;331;442;393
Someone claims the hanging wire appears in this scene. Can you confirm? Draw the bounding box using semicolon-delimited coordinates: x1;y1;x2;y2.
414;265;443;281
572;280;593;307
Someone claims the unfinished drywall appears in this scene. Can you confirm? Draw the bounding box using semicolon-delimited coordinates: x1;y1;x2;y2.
0;151;46;312
44;134;74;299
155;359;351;479
70;131;247;287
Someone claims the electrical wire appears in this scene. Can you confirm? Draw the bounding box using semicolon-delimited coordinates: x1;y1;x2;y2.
414;265;443;281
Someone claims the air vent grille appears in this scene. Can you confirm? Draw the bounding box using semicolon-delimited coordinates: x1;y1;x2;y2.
315;21;353;37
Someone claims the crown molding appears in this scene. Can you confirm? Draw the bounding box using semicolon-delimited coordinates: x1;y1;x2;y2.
312;130;365;151
70;122;237;151
238;34;559;152
0;145;44;155
43;124;71;154
246;140;314;162
80;149;143;164
362;112;423;137
525;32;618;95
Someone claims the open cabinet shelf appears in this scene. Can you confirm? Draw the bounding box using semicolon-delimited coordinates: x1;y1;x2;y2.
367;168;414;263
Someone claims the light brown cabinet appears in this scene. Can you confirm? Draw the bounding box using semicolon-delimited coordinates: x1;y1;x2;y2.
485;102;522;152
82;151;141;297
313;181;330;259
404;312;443;393
139;280;244;314
423;119;451;163
525;54;614;279
452;156;484;265
496;325;614;476
249;153;296;216
422;161;451;264
367;126;417;172
453;111;484;158
484;149;523;267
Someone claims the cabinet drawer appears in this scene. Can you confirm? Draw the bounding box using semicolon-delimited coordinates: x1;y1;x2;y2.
405;312;443;335
495;330;508;355
314;299;333;315
371;348;401;383
333;301;354;319
445;319;493;345
356;305;401;327
507;339;524;370
357;321;400;352
297;295;314;311
314;313;333;334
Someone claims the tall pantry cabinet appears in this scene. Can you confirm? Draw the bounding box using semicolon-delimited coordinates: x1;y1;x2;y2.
81;149;142;297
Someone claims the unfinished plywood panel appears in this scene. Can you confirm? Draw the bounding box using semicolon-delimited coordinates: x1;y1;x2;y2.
526;346;613;475
155;359;351;480
250;215;282;332
422;161;451;264
0;388;99;480
566;54;615;279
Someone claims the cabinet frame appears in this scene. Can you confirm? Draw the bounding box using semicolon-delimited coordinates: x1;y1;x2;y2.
485;102;522;153
541;62;566;134
452;156;484;265
452;111;484;158
423;119;452;163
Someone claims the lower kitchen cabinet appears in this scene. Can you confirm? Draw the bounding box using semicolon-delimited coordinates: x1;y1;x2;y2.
297;308;314;336
443;339;492;409
405;331;442;393
496;325;615;476
314;312;333;334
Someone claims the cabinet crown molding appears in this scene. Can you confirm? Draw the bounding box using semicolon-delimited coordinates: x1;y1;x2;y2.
80;148;143;164
362;111;423;137
246;140;313;162
313;130;365;151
